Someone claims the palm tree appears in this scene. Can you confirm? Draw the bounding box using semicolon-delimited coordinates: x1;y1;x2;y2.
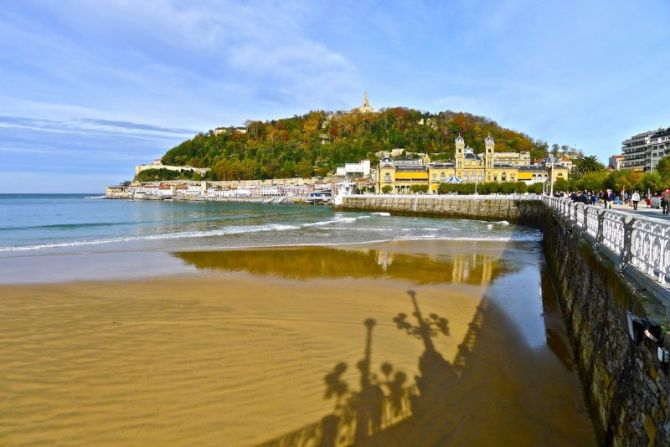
575;155;605;178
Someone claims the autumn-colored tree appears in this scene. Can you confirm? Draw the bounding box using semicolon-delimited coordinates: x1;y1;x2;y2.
655;155;670;180
158;107;569;181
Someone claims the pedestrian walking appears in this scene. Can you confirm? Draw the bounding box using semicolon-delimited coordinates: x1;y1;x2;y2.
631;190;640;211
662;188;670;215
604;189;613;209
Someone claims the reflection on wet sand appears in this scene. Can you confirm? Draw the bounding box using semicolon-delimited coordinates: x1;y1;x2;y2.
0;242;595;446
173;246;509;285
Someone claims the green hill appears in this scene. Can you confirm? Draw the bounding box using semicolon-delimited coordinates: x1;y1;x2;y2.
152;108;551;181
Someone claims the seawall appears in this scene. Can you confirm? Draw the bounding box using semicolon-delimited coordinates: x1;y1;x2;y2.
543;209;670;446
336;194;545;226
337;194;670;445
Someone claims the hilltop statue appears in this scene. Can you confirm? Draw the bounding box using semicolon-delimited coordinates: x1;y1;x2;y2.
357;91;374;113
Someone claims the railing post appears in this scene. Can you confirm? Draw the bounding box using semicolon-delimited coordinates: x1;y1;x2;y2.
621;217;635;270
597;209;605;246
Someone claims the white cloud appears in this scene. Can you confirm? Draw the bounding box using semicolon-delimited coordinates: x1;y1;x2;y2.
0;0;360;127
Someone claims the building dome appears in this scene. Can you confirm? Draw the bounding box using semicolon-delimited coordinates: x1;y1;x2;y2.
485;135;494;144
464;147;478;160
380;156;394;166
455;134;465;144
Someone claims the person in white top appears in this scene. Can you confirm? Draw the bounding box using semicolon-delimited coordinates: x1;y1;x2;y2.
631;190;641;210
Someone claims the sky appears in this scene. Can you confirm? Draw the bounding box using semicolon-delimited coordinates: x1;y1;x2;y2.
1;0;669;193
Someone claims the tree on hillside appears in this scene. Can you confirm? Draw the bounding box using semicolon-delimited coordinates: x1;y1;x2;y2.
154;108;575;181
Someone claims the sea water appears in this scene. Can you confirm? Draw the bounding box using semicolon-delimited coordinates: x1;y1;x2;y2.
0;194;542;283
0;194;540;254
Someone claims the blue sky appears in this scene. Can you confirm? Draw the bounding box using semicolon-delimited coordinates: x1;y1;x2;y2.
1;0;669;192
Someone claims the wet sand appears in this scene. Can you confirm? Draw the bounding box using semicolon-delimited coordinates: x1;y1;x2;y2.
0;241;596;446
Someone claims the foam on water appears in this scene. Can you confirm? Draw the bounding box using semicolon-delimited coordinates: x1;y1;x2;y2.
0;195;542;255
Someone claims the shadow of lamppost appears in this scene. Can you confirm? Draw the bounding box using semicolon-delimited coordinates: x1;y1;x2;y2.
393;290;455;416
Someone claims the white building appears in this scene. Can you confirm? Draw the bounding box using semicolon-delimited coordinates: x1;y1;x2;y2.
335;160;371;178
622;127;670;171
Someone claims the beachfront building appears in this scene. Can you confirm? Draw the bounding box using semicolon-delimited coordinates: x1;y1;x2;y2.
621;127;670;172
378;157;428;193
376;135;569;193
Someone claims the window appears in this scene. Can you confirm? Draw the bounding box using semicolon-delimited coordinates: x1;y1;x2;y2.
384;173;391;183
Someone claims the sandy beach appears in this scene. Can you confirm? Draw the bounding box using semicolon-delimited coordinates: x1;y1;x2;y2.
0;241;596;446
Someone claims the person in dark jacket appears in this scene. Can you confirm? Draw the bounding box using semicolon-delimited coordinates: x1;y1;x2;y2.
604;189;613;209
662;189;670;215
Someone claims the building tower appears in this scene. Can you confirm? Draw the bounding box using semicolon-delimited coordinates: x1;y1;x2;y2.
484;135;494;170
455;134;465;169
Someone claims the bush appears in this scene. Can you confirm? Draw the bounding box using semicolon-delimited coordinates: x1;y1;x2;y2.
438;181;531;195
437;183;475;194
410;184;429;194
381;185;393;194
553;179;570;192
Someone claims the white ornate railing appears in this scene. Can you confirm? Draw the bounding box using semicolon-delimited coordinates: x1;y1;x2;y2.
344;193;544;200
543;195;670;289
585;206;601;240
602;212;627;257
631;220;670;285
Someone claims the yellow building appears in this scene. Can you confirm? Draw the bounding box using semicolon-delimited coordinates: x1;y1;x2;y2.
376;135;569;193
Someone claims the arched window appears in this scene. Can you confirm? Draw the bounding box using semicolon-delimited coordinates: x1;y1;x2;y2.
384;173;391;183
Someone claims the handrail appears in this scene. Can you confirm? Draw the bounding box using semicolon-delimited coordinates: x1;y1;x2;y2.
542;195;670;289
343;193;544;201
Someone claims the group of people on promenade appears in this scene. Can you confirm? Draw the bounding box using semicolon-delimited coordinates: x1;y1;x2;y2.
555;188;670;215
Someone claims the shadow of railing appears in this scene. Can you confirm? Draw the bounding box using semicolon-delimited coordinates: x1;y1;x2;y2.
256;290;458;447
251;240;596;446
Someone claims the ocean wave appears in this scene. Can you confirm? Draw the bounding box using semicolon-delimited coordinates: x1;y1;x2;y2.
395;234;543;243
0;221;135;231
372;212;391;216
301;216;360;227
0;223;300;252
